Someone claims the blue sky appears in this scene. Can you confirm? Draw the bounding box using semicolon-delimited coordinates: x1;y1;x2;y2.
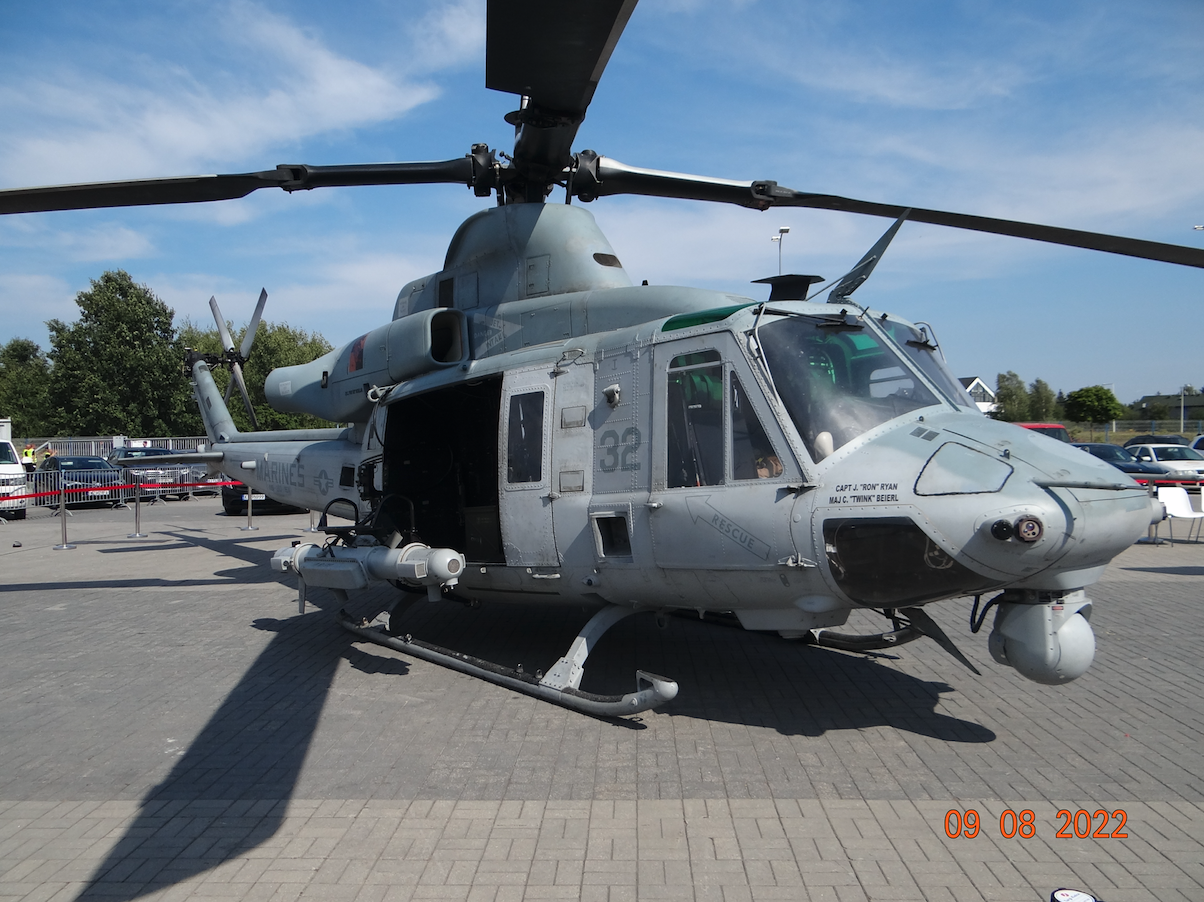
2;0;1202;405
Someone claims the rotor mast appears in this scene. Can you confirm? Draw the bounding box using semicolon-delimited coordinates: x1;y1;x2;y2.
486;0;637;204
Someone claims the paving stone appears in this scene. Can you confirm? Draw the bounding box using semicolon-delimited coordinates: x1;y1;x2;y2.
0;501;1201;901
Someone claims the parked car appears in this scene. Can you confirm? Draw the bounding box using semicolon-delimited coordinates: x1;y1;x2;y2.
1016;422;1071;441
1190;435;1204;452
220;477;307;516
1124;434;1187;447
1071;443;1169;481
0;435;27;520
1126;444;1204;480
34;456;127;506
106;446;190;499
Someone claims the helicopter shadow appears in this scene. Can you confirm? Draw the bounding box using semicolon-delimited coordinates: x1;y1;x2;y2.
72;573;988;901
1121;564;1204;577
380;599;996;743
68;530;391;901
72;596;396;901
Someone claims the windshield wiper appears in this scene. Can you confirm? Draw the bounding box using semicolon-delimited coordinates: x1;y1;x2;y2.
817;309;864;330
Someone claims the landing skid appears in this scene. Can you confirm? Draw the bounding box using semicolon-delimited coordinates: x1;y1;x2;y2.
338;605;678;718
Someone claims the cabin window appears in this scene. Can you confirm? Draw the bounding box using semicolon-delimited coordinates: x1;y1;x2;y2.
348;335;366;373
506;391;545;484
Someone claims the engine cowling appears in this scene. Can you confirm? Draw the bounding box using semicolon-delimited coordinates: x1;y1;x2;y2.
265;308;467;423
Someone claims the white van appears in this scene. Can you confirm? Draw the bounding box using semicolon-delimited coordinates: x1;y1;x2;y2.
0;418;28;520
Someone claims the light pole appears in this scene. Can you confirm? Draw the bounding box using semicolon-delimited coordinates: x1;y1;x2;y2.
1102;382;1116;439
770;226;790;274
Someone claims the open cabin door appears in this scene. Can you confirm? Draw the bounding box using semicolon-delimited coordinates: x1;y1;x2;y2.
382;378;504;564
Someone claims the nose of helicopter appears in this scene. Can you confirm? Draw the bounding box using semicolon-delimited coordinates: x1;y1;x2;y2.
917;416;1158;589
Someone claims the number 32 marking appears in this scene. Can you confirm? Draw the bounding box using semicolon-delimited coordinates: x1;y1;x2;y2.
600;427;642;472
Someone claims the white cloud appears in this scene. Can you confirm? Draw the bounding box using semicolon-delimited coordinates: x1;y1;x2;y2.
0;3;443;189
0;218;156;264
846;119;1204;235
0;274;79;345
147;245;445;348
405;0;488;71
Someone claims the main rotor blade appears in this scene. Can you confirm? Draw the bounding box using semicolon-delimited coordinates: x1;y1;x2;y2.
486;0;637;115
240;289;268;361
0;172;288;215
0;158;478;215
577;155;1204;270
768;187;1204;270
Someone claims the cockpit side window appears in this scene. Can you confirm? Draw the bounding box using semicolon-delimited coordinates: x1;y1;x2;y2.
666;359;724;488
731;375;781;479
665;349;784;487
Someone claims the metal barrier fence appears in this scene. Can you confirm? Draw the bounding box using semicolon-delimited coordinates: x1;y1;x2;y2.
31;466;176;506
14;436;209;458
3;466;224;514
0;468;245;545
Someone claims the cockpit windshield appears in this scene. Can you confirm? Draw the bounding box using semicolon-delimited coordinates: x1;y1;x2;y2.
877;318;977;409
758;313;943;461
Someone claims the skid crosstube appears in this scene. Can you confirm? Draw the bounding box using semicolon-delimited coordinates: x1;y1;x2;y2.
337;611;678;717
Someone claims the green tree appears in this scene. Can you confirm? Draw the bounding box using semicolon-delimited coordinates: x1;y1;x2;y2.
1064;385;1124;440
991;371;1030;421
1028;378;1057;422
178;318;334;431
0;338;54;436
47;271;194;436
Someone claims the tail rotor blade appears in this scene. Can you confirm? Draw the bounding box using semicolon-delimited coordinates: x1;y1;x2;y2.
230;362;260;431
209;296;237;353
239;289;267;360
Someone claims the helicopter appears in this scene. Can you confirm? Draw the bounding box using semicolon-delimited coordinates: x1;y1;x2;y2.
3;0;1202;717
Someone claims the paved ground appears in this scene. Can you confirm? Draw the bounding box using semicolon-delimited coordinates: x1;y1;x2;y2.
0;498;1201;902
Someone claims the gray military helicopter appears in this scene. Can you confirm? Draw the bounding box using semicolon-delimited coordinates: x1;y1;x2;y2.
4;0;1201;717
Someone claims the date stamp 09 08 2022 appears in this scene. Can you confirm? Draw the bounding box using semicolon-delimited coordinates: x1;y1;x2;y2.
943;808;1128;840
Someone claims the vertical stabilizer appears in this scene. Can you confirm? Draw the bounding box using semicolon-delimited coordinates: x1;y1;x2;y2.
191;360;239;444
